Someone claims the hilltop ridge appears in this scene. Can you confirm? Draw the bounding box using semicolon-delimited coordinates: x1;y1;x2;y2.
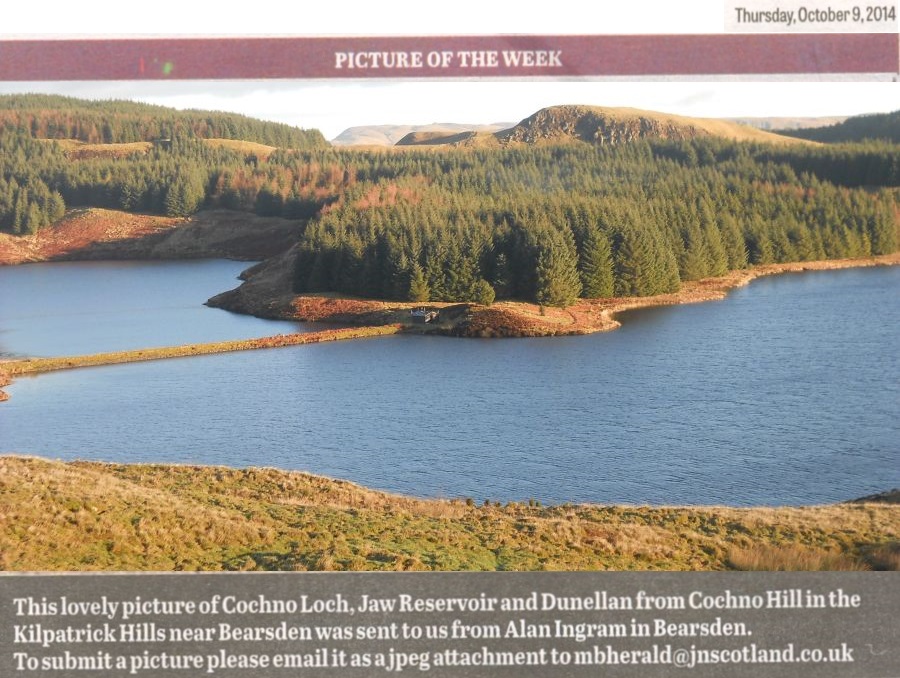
333;122;512;146
396;105;811;147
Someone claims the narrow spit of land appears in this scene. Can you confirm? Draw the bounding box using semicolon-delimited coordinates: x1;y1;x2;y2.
0;325;401;401
1;253;898;401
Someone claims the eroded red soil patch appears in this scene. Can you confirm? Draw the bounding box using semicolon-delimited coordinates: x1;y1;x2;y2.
0;209;182;264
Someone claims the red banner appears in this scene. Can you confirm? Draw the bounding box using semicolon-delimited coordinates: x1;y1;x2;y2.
0;34;896;80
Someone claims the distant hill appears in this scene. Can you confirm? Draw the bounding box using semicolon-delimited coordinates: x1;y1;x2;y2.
775;110;900;144
1;95;896;311
395;129;506;147
332;122;513;147
0;94;327;149
394;105;811;148
498;105;810;146
729;116;848;131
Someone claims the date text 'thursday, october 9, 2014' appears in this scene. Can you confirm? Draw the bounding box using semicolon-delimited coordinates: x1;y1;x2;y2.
726;0;897;31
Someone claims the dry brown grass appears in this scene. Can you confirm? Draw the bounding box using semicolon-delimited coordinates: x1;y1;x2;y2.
40;138;153;159
0;457;268;570
202;138;278;159
2;457;897;572
0;208;183;265
860;542;900;570
726;544;868;571
0;207;304;267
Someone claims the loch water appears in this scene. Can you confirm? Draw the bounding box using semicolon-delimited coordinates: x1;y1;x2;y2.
0;260;308;357
1;261;897;506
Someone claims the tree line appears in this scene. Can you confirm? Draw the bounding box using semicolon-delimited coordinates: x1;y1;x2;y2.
291;141;897;306
0;94;328;148
1;96;897;306
777;110;900;144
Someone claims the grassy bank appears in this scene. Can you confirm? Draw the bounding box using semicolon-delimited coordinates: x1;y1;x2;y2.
1;457;896;572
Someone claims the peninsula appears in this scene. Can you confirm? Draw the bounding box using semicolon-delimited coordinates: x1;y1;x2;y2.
0;96;898;574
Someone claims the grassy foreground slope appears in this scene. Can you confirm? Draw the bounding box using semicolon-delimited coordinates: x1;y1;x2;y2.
2;457;897;572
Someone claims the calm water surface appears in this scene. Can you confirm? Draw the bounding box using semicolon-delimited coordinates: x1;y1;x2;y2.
0;260;307;357
1;262;898;506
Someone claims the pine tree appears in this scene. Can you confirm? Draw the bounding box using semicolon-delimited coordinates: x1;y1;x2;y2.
578;226;615;298
424;246;447;301
614;226;679;296
534;230;582;307
163;170;205;217
22;202;43;235
719;213;749;270
679;221;710;281
490;251;513;299
867;201;898;255
745;217;775;265
11;189;28;235
407;261;430;302
472;279;496;306
700;215;729;277
337;239;364;294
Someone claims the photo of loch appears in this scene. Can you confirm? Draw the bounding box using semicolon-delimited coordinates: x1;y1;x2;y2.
0;40;897;575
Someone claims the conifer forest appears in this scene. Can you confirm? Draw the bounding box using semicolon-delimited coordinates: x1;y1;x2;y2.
1;95;897;307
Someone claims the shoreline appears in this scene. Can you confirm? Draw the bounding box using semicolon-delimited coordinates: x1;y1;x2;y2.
1;455;897;571
0;325;401;399
1;253;898;400
449;253;900;338
206;252;900;339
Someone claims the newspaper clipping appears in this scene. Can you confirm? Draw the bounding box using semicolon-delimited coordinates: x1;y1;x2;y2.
0;1;898;676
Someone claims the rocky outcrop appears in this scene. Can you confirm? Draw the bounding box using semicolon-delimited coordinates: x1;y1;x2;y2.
496;105;806;147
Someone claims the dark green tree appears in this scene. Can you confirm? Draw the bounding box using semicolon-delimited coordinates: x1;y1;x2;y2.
163;170;206;217
407;261;430;302
535;230;582;307
490;251;513;299
578;226;614;298
614;226;680;296
472;279;496;306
